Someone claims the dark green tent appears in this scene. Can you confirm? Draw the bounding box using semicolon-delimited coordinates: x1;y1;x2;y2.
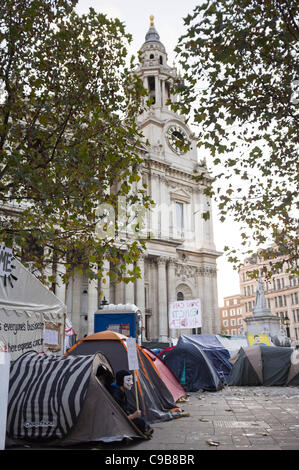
228;345;299;386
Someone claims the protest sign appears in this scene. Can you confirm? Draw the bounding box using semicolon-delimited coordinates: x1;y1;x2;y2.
126;337;139;410
169;299;202;330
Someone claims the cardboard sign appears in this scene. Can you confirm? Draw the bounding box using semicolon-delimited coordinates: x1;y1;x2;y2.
44;322;61;352
126;337;139;371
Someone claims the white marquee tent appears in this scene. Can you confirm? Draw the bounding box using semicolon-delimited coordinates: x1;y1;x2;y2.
0;251;67;361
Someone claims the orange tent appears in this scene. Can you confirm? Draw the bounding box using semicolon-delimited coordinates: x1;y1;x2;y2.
65;331;182;424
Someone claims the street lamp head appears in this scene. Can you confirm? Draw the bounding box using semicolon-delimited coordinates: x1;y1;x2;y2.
101;296;109;306
283;315;290;327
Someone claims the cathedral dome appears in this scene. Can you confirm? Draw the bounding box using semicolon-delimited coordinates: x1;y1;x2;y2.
140;16;167;61
145;17;160;43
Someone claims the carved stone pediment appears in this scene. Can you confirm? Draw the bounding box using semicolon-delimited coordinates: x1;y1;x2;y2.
175;263;197;281
169;186;191;203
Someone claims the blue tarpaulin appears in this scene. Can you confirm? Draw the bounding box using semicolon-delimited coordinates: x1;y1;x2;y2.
178;335;232;382
159;335;225;392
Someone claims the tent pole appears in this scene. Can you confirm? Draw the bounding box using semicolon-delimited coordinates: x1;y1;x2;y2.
134;370;139;411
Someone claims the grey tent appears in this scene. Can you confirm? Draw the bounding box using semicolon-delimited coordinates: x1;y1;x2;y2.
286;349;299;386
228;345;299;386
6;351;144;447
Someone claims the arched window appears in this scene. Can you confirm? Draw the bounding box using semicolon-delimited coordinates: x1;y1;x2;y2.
159;55;163;64
150;54;154;59
177;292;184;301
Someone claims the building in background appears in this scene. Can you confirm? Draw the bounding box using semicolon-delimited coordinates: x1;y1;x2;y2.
219;244;299;346
219;294;244;336
239;250;299;345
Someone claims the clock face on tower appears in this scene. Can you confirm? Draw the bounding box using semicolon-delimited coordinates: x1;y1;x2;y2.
166;125;189;155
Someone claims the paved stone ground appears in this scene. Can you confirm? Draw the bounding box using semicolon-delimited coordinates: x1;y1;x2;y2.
6;386;299;452
100;386;299;451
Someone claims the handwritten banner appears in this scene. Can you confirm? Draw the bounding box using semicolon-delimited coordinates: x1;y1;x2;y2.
0;312;45;361
169;299;202;329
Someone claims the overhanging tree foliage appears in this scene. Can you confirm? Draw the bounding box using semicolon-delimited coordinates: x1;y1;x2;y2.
174;0;298;276
0;0;151;289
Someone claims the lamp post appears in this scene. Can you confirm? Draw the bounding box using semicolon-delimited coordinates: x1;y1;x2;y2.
99;296;109;309
283;314;290;338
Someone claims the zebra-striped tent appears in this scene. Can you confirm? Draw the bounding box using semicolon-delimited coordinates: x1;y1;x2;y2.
6;351;144;446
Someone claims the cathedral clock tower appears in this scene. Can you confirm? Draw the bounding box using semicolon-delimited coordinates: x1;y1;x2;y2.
63;17;222;344
127;17;222;342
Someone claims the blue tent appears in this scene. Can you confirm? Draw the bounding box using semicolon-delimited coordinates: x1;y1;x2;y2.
179;335;233;382
160;336;224;392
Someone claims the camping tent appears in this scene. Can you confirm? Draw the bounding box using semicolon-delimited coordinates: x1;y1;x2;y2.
215;334;249;358
0;256;66;361
177;335;233;381
142;347;186;402
6;351;144;447
66;331;182;423
160;336;224;392
227;345;299;386
286;349;299;386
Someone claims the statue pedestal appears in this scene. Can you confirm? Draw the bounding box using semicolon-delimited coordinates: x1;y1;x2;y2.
244;311;291;347
245;278;291;346
245;314;281;337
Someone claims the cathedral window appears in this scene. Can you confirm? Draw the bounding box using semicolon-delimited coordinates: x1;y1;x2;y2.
176;202;184;231
165;81;170;103
177;292;184;301
148;76;155;104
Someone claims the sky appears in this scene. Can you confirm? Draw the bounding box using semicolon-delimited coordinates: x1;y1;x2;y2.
76;0;242;304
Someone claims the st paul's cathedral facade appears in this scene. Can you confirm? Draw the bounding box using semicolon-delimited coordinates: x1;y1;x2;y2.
58;18;221;343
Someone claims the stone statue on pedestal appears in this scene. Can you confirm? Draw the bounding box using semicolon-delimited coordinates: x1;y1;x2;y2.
247;278;291;347
253;278;271;316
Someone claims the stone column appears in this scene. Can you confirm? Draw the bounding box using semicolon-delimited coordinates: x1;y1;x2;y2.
167;258;177;339
149;258;158;340
114;260;124;305
55;261;66;304
101;259;110;304
154;75;161;107
114;281;124;305
136;255;145;326
124;263;135;305
211;266;220;334
157;257;168;342
161;79;165;107
88;270;99;336
203;267;214;334
197;267;207;333
72;270;82;337
65;276;73;322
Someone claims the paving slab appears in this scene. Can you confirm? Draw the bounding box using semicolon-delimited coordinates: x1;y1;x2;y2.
106;386;299;451
6;385;299;452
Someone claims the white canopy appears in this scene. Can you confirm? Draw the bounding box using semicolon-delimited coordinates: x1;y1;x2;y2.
0;258;66;319
0;256;66;360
